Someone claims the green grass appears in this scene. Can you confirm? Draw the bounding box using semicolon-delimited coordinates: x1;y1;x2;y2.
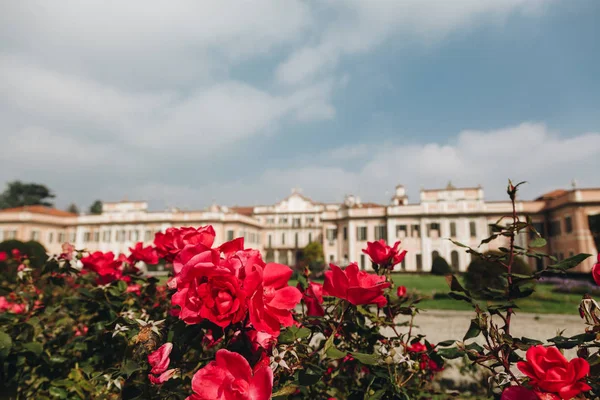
390;274;582;315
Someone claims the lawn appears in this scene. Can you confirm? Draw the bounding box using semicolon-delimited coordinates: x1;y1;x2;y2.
392;274;583;315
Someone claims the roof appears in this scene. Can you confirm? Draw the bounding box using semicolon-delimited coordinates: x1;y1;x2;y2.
0;205;77;217
535;189;568;201
229;206;255;216
421;186;482;193
347;202;384;209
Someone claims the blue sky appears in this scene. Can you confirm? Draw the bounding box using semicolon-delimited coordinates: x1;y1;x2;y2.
0;0;599;210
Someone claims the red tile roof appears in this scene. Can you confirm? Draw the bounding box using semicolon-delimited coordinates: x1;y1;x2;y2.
535;189;568;201
0;205;77;217
229;206;255;216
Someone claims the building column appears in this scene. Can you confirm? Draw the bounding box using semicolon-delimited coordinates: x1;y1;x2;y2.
348;220;356;264
420;219;430;272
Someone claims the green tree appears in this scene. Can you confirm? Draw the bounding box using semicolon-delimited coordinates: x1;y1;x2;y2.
431;255;452;275
589;215;600;253
89;200;103;215
0;181;55;209
66;203;79;214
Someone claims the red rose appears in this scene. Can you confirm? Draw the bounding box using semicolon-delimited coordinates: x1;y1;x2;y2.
11;249;22;261
187;349;272;400
172;268;246;327
300;281;324;317
0;251;8;262
247;263;302;336
396;286;407;298
126;283;142;296
501;386;560;400
323;263;391;307
362;240;407;269
592;254;600;285
247;329;277;352
148;343;173;375
81;251;123;284
149;369;177;385
128;242;159;265
517;345;591;399
154;226;216;262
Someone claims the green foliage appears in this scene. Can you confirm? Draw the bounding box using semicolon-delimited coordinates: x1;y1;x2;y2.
431;256;451;275
463;250;533;299
589;214;600;253
66;203;79;214
299;241;325;276
0;180;55;209
88;200;103;215
24;240;49;268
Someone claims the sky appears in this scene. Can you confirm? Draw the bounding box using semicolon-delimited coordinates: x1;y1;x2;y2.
1;0;599;211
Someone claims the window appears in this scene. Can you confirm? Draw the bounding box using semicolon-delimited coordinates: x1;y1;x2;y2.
119;230;126;243
411;224;420;238
145;230;152;241
401;257;406;270
281;233;285;245
48;232;54;243
536;257;544;271
549;220;562;237
58;233;65;243
469;221;477;238
294;233;299;248
432;250;440;260
416;254;423;271
396;225;408;238
451;250;459;271
103;231;111;243
450;222;457;238
94;231;100;242
268;234;272;248
70;233;76;243
360;254;366;270
565;216;573;233
559;253;564;261
357;226;367;241
293;218;301;228
343;227;348;240
329;254;334;262
428;223;440;236
569;251;574;258
531;222;545;239
226;230;234;241
267;217;275;224
31;230;40;241
308;232;312;243
83;231;91;242
8;230;18;240
306;216;315;224
374;225;387;241
326;228;337;241
280;217;288;225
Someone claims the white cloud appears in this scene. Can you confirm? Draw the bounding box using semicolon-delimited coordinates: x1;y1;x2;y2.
246;123;600;204
276;0;552;86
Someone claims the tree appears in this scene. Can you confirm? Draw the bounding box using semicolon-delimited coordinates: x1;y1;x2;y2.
297;241;326;277
589;215;600;253
431;255;452;275
0;181;55;209
89;200;103;215
66;203;80;214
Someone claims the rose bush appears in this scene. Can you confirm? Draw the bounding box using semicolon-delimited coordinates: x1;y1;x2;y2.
1;181;600;399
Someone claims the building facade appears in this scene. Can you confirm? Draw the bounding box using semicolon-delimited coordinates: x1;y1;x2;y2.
0;185;598;273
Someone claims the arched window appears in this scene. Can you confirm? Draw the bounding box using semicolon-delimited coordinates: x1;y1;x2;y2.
451;250;459;271
432;250;440;260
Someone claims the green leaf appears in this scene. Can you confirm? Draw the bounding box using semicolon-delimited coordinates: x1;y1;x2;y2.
120;360;140;378
529;237;547;248
437;347;463;359
464;319;481;341
445;275;467;293
547;254;591;271
448;239;469;248
326;346;346;359
22;342;43;356
448;292;473;304
436;340;456;347
0;330;12;359
298;370;321;386
278;326;311;344
351;352;378;365
272;384;299;397
367;389;387;400
49;387;68;399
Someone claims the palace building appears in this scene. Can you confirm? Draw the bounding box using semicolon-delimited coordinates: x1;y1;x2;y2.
0;184;598;273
